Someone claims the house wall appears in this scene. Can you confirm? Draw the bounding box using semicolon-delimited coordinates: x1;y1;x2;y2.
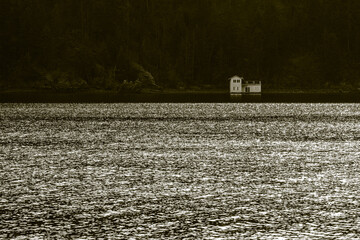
242;84;261;93
230;77;242;93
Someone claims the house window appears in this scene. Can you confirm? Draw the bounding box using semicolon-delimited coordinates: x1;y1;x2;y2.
233;80;236;83
245;87;250;93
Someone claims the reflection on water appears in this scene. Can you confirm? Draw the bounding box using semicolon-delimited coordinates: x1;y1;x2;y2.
0;103;360;239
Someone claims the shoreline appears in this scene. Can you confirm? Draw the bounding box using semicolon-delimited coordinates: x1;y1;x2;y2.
0;87;358;94
1;88;359;103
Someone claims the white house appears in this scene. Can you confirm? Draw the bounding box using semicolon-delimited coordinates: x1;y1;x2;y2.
229;75;261;95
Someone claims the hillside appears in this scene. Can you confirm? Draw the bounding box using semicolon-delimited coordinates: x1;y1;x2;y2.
1;1;360;91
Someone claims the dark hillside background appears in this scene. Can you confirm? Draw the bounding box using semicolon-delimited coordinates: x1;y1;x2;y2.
1;0;360;91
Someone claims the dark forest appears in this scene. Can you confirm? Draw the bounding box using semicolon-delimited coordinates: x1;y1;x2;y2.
1;0;360;91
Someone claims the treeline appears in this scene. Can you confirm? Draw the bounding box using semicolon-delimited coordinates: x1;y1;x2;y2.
1;0;360;90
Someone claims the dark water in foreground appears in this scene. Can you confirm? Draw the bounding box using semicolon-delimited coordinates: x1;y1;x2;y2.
0;103;360;239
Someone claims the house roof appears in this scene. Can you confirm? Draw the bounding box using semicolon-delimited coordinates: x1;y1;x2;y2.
229;75;242;80
242;81;261;85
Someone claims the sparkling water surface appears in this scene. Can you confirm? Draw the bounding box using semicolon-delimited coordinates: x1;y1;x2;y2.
1;103;360;239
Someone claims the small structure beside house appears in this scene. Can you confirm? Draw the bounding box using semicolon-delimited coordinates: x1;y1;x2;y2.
229;75;261;96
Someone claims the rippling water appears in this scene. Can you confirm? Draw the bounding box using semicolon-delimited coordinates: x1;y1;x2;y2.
1;103;360;239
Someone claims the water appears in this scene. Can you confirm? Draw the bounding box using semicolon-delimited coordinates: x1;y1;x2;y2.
1;103;360;239
1;91;360;103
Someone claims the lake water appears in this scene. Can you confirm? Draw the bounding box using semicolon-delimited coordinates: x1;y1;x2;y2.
1;103;359;239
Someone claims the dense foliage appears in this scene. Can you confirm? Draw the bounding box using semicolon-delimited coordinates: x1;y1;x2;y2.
1;0;360;90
